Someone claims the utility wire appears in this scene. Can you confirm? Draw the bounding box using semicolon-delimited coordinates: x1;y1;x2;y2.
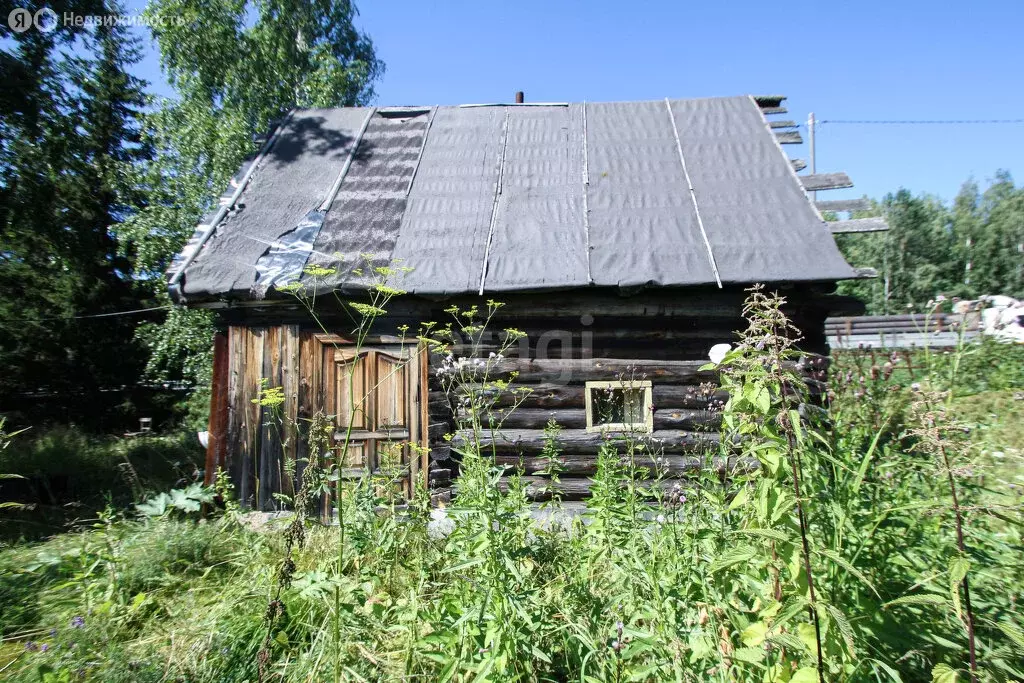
5;304;174;324
793;118;1024;128
820;118;1024;125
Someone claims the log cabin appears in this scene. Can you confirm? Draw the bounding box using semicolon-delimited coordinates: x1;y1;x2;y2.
167;94;879;508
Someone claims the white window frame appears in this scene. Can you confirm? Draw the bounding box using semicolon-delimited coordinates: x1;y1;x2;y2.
584;380;653;433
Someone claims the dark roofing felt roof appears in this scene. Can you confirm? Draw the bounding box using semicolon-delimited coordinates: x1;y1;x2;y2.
167;95;858;302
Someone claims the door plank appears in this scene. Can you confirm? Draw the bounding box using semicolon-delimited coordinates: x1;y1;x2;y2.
375;351;409;431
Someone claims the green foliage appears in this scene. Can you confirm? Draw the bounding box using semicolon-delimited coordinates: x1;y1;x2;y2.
135;483;215;518
0;515;263;680
118;0;383;389
836;174;1024;313
0;428;203;537
949;337;1024;395
2;293;1022;681
1;417;30;513
0;1;152;410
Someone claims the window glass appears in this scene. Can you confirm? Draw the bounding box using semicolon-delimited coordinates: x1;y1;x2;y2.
585;381;652;432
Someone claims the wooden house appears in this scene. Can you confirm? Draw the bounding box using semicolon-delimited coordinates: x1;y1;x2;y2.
167;94;880;508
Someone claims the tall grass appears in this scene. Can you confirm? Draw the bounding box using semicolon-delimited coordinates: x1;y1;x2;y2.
0;290;1022;682
0;428;204;540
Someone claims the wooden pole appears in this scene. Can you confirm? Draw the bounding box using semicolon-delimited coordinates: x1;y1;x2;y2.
515;91;524;103
205;331;230;485
808;112;816;201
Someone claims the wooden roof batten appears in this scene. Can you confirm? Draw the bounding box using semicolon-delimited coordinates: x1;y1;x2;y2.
753;94;889;236
757;95;800;144
802;175;889;233
816;198;872;213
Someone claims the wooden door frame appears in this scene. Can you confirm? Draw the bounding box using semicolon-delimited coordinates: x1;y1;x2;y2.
313;334;429;492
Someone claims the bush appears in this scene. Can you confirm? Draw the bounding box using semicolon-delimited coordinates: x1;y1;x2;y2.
0;428;203;540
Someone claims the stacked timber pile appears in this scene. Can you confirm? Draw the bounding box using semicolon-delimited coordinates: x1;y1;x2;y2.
826;313;981;350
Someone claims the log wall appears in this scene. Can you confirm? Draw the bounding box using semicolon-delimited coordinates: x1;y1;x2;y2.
206;286;844;506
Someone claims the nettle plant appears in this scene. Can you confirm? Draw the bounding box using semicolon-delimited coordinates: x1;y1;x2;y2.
708;286;856;683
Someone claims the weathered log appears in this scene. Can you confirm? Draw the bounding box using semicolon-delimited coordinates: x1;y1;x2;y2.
479;407;587;429
429;444;452;464
586;326;742;341
828;314;940;324
775;131;802;144
800;173;853;192
829;217;889;234
452;428;720;454
754;95;786;107
825;317;949;330
494;466;756;501
491;453;747;477
428;392;453;413
790;158;807;172
760;106;787;115
825;321;946;333
654;408;722;430
429;468;451;486
480;407;721;431
456;293;748;319
815;198;872;213
449;358;718;384
459;383;727;410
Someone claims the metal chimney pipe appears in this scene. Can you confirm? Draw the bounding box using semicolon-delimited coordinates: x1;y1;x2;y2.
515;91;524;104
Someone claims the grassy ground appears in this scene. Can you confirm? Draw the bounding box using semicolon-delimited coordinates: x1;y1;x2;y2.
0;430;204;542
952;389;1024;511
0;337;1021;681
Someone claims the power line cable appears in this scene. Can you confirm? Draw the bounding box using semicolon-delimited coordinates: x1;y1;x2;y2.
793;118;1024;128
820;118;1024;125
4;304;174;324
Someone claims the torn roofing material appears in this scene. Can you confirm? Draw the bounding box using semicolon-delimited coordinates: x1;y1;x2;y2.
169;95;859;302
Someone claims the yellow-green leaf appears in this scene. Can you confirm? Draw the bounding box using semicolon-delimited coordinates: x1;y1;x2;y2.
791;667;819;683
741;621;768;647
797;622;818;654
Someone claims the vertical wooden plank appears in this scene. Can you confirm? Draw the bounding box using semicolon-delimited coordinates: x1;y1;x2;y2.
419;342;429;494
294;332;316;491
296;332;316;420
258;326;281;510
204;331;230;486
323;343;337;417
226;326;246;494
311;335;324;413
336;352;369;432
239;327;264;509
271;326;284;503
374;352;407;430
321;341;335;521
281;325;300;499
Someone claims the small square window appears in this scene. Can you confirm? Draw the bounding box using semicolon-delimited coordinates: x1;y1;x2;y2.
585;380;653;433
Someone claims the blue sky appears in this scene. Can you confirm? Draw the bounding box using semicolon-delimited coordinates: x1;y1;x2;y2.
126;0;1024;203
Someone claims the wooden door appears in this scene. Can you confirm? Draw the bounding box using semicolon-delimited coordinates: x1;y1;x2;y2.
332;345;425;495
